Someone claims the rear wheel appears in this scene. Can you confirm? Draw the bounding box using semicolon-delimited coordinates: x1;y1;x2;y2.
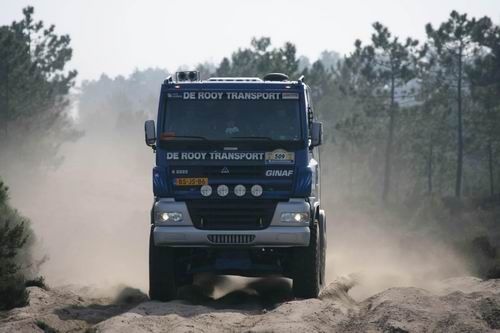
149;227;178;301
292;219;324;298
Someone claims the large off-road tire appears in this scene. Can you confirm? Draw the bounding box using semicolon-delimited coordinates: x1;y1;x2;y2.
319;210;327;287
149;227;178;301
292;219;324;298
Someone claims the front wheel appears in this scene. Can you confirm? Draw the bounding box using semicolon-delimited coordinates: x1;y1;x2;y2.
291;219;324;298
149;227;178;301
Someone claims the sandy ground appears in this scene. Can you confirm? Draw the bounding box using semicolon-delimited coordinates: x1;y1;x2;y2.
1;276;499;333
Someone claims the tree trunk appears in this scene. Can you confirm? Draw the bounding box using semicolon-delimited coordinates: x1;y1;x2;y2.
427;139;434;194
349;141;354;197
455;46;464;198
382;74;396;202
488;139;495;197
1;61;9;141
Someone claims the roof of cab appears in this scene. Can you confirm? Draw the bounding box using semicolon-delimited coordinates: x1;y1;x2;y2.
162;77;304;91
161;82;303;92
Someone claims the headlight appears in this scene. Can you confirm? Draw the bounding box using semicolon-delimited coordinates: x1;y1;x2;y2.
281;212;309;223
157;212;183;223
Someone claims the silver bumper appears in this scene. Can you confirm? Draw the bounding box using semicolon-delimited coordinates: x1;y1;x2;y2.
152;198;311;247
154;225;310;247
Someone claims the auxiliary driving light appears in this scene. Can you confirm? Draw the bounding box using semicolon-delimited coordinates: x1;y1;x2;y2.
251;184;263;197
176;71;199;82
234;184;246;197
217;184;229;197
188;71;198;81
281;212;309;223
200;185;212;197
158;212;183;223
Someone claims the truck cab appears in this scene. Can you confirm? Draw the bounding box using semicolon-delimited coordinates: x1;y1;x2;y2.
144;72;326;300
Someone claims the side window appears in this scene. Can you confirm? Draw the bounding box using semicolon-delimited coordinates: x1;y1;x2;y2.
305;87;311;113
305;88;309;127
305;87;314;151
306;87;314;113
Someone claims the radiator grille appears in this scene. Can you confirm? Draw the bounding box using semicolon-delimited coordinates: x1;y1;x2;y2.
186;200;278;230
207;234;256;244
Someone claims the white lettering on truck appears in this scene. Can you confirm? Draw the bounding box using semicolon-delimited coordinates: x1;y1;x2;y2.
265;170;294;177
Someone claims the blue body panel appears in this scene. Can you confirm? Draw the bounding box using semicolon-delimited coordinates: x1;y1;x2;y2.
152;81;313;201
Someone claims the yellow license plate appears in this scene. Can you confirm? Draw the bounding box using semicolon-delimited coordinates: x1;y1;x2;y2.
175;178;208;186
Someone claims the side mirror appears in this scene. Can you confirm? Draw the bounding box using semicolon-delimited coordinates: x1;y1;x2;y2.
311;121;323;147
144;120;156;148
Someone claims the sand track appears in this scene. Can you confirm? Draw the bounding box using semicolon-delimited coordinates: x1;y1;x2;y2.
1;276;499;333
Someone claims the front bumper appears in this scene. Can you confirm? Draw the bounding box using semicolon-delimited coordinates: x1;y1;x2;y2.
154;225;310;247
152;198;311;247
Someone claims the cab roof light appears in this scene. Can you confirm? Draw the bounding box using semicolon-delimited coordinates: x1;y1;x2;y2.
176;71;200;82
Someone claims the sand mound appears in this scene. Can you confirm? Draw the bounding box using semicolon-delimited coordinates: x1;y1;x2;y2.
1;276;499;333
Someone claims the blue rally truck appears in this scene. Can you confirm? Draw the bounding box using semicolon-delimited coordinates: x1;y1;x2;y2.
144;72;326;300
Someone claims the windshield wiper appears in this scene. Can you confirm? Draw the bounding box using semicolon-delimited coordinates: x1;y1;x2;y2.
161;135;208;141
229;136;274;141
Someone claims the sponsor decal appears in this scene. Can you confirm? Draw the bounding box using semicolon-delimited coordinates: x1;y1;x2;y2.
265;169;294;177
166;152;265;161
265;149;295;164
220;167;230;174
182;92;287;100
165;150;295;163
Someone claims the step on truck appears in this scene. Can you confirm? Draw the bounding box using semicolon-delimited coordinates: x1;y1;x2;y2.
144;71;326;300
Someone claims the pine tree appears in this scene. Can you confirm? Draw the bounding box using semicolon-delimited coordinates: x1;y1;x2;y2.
367;22;420;202
0;6;80;173
426;11;484;198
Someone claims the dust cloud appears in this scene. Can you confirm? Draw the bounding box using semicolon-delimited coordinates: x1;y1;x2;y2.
3;112;471;300
6;119;153;291
322;155;470;300
324;206;469;300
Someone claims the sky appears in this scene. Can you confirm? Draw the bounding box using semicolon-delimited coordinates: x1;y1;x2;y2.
1;0;499;83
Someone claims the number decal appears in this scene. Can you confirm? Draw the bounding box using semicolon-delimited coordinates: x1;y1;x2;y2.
265;149;295;164
175;178;208;186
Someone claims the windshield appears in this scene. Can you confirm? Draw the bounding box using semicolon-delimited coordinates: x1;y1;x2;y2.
163;96;302;141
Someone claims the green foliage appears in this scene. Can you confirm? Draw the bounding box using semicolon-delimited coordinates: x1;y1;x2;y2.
25;276;47;289
0;179;36;310
320;12;500;202
0;6;80;173
216;37;299;78
425;11;491;197
0;221;30;311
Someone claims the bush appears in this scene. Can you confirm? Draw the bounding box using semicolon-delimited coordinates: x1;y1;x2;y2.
0;179;36;310
0;220;30;310
25;276;48;290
